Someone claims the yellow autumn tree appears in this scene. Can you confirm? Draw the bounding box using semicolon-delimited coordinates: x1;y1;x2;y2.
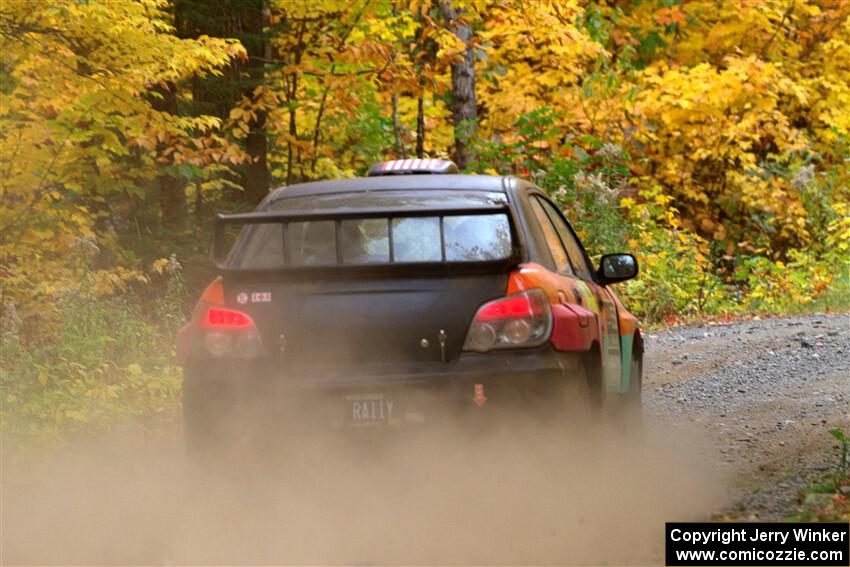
0;0;244;326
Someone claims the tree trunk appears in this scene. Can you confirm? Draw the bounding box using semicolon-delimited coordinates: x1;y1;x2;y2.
286;101;296;185
392;91;405;157
416;90;425;158
440;1;476;170
243;109;268;203
149;81;187;225
174;0;270;203
285;18;307;186
241;0;269;203
390;3;405;158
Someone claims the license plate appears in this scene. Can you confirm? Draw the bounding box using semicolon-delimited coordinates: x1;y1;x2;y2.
346;393;397;426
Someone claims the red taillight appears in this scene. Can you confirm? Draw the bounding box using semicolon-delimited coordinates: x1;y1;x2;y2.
177;278;266;363
205;307;254;329
463;289;553;353
198;306;263;359
476;293;546;321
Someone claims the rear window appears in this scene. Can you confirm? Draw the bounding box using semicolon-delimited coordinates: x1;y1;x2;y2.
225;192;513;269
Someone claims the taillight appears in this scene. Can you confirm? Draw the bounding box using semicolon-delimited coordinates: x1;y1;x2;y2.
200;306;264;359
463;289;552;353
185;279;266;360
204;307;253;329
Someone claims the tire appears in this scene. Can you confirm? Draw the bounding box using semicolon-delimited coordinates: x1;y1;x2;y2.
581;347;605;421
541;355;599;428
627;353;642;403
624;352;643;425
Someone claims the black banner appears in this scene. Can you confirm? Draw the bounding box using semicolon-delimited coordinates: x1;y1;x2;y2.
666;523;849;566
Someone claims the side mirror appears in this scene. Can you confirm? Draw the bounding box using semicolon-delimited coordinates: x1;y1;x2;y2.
597;253;638;284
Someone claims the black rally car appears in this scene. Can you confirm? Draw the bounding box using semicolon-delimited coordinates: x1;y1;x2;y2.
176;159;641;449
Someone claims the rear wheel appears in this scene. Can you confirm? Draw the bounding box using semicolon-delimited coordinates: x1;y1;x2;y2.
628;353;642;402
624;353;643;422
582;347;605;421
536;356;599;428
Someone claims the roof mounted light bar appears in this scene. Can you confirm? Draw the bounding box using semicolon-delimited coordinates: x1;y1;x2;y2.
367;159;459;176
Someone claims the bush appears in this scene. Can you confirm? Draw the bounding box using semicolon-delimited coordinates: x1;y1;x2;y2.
471;109;848;324
618;186;728;321
1;257;185;448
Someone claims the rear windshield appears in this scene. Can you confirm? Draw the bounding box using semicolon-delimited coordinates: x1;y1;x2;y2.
226;191;513;269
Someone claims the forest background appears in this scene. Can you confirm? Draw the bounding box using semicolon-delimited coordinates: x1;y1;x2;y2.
1;0;848;444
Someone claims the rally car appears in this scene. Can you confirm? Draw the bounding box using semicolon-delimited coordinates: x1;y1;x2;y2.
176;159;642;451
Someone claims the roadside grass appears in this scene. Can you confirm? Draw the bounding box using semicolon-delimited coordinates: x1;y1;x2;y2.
1;298;183;453
806;271;850;316
788;429;850;522
1;264;186;453
635;279;849;331
639;305;848;333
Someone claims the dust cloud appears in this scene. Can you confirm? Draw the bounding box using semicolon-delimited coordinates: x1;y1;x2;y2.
3;406;726;565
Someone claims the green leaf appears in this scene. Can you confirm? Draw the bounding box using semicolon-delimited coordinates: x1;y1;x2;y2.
829;428;847;443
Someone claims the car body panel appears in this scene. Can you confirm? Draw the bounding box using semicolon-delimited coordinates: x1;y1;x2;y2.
223;270;509;368
504;262;631;393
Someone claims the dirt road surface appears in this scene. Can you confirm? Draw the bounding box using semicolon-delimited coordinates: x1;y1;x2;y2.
2;314;848;564
644;313;849;520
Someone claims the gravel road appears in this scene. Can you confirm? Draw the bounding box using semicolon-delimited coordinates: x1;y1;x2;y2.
643;313;850;519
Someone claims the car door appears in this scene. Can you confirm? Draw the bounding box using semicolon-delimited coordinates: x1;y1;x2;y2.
531;195;624;394
526;194;596;318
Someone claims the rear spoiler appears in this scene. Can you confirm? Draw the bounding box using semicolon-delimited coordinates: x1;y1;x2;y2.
210;204;522;273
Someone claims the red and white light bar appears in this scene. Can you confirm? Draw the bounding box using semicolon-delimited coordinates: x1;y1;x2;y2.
367;158;459;176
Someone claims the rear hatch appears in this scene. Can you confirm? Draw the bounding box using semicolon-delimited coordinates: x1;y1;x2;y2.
213;190;519;382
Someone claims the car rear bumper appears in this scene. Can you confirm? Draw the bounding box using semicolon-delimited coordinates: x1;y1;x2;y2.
189;345;577;383
183;347;586;428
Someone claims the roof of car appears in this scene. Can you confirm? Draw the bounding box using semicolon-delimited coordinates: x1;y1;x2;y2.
266;174;518;203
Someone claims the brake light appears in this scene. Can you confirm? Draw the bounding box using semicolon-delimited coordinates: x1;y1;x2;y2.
201;306;263;358
476;293;547;321
180;278;266;360
199;307;263;359
463;289;552;353
205;307;253;329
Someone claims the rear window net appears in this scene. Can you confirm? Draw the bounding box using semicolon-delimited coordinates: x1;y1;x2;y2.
212;205;517;271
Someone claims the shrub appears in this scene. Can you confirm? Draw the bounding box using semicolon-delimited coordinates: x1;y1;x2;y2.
1;256;185;448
